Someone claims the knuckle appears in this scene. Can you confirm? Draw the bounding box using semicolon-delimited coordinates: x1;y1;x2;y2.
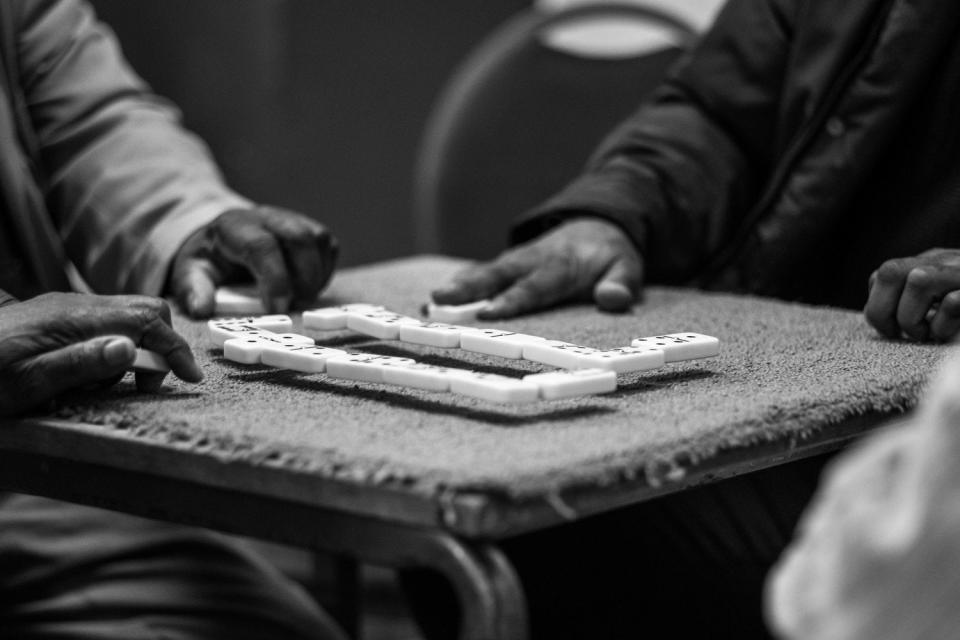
941;291;960;316
904;267;932;289
241;234;279;258
511;278;541;300
875;259;909;283
130;300;162;325
863;306;895;335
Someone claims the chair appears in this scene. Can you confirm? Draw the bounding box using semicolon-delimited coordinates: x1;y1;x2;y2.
413;2;699;259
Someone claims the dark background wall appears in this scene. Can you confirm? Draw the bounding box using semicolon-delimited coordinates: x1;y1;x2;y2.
89;0;528;267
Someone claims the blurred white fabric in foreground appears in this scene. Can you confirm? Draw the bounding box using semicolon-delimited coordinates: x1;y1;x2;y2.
767;350;960;639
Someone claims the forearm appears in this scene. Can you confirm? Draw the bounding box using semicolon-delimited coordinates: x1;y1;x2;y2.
513;0;795;283
513;99;755;283
15;0;249;296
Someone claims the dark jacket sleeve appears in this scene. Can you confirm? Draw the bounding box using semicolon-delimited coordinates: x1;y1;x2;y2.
12;0;250;295
512;0;797;283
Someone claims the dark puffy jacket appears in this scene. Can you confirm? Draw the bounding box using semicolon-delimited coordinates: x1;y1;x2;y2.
515;0;960;303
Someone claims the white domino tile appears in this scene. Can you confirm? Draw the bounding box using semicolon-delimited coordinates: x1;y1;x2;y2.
303;304;384;331
575;346;665;373
458;329;547;359
380;361;470;392
207;315;293;346
523;368;617;399
397;322;465;348
268;333;315;346
214;285;264;315
210;314;293;331
223;332;314;364
425;300;491;323
449;372;540;404
223;337;272;364
132;348;170;373
260;344;348;373
207;324;269;348
521;340;600;369
325;354;417;383
630;332;720;362
345;311;420;340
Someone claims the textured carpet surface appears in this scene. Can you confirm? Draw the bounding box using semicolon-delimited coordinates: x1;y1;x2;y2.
48;256;954;498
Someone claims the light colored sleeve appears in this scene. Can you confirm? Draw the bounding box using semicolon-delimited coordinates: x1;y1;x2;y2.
13;0;251;295
766;350;960;640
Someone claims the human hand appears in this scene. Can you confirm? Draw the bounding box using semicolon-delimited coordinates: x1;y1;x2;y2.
431;217;644;319
864;248;960;342
0;292;202;416
168;206;338;318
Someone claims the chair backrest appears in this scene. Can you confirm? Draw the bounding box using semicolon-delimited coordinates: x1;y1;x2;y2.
413;3;698;259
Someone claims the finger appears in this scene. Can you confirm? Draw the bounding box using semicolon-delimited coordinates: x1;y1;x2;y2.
170;257;218;318
896;267;960;341
216;222;293;312
928;290;960;343
918;248;960;267
18;336;136;408
432;258;522;305
257;210;334;307
482;262;571;319
864;261;910;338
137;315;203;384
593;255;643;312
97;296;202;385
284;235;324;307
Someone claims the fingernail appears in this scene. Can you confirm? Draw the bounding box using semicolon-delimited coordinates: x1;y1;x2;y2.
184;361;204;383
104;338;134;366
595;281;633;311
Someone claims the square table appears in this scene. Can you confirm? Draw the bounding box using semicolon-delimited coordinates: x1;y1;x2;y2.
0;256;950;640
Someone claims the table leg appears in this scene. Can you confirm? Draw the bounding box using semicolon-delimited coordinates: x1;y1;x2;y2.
0;450;529;640
360;525;528;640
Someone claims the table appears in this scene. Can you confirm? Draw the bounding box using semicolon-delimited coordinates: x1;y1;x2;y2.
0;255;950;640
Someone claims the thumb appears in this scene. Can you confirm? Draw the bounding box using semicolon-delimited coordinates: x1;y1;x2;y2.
593;255;643;312
20;336;136;406
171;258;218;318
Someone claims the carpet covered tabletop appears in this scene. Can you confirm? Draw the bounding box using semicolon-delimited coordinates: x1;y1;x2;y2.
42;256;953;502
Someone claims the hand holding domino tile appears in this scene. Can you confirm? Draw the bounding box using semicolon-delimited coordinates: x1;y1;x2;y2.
213;285;267;316
168;207;338;319
0;292;203;416
429;218;643;319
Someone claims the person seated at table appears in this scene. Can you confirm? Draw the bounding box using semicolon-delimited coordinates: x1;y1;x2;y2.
767;350;960;640
410;0;960;638
0;1;343;638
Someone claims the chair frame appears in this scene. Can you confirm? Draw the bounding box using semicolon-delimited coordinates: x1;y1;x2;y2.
412;2;698;254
